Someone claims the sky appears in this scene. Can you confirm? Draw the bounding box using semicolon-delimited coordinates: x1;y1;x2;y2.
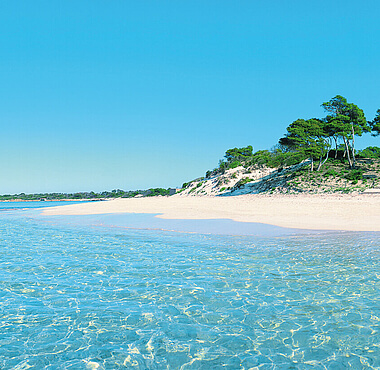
0;0;379;194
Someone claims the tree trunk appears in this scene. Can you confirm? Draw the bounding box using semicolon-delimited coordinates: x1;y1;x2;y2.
334;137;338;158
343;136;353;168
310;157;314;172
351;123;356;168
317;156;322;171
317;148;330;171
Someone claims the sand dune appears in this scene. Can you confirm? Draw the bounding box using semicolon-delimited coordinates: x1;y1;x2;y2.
42;194;380;231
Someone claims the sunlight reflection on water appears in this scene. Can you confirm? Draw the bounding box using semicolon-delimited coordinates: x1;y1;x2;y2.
0;209;379;369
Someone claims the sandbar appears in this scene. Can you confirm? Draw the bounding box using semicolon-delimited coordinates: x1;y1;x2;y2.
41;194;380;232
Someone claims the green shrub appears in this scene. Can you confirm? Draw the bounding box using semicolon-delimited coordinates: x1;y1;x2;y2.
218;160;227;172
248;149;306;168
345;169;363;181
146;188;171;197
229;160;241;169
235;177;252;188
357;146;380;159
224;146;253;162
334;187;351;193
323;168;338;178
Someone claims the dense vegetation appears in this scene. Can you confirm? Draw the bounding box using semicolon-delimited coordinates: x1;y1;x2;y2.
0;188;176;201
283;157;380;194
204;95;379;179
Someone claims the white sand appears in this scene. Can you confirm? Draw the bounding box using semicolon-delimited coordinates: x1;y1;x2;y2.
42;194;380;231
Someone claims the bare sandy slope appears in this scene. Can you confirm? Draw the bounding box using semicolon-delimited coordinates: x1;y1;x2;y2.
41;194;380;231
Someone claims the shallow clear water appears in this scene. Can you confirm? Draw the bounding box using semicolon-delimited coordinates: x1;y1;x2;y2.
0;200;86;211
0;204;379;369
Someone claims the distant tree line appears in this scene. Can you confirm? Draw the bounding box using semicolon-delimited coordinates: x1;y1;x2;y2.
0;188;177;201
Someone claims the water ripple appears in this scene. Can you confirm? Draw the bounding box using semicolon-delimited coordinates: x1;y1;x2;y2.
0;215;379;368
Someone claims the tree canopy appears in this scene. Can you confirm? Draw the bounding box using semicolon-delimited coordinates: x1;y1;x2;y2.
208;94;378;177
321;95;370;167
371;109;380;136
279;118;331;171
224;145;253;162
276;95;379;171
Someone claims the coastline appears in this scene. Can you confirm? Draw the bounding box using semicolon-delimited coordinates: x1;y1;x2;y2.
41;194;380;232
0;199;100;202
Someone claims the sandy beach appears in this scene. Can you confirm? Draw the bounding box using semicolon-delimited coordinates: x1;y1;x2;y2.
42;194;380;231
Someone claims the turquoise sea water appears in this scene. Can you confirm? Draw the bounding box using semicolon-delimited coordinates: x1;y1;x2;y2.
0;202;379;369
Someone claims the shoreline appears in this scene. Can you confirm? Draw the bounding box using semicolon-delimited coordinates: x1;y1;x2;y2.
41;194;380;232
0;199;102;203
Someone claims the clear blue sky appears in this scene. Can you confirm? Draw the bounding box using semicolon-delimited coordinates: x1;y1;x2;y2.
0;1;379;193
